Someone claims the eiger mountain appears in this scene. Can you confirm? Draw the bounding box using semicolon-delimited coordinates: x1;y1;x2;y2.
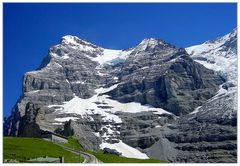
4;28;237;162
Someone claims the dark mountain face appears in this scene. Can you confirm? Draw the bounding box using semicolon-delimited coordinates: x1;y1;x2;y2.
4;29;237;163
105;45;224;115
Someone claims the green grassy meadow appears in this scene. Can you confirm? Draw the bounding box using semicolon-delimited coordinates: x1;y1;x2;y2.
91;151;168;163
3;137;84;163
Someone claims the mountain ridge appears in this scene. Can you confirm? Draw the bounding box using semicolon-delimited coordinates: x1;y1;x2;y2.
4;28;237;163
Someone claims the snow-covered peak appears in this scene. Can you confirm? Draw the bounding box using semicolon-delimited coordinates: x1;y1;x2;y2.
47;35;103;61
140;38;159;45
186;28;237;58
46;35;135;67
205;28;237;45
139;38;174;47
61;35;80;44
61;35;99;48
133;38;175;53
53;35;177;65
186;28;237;85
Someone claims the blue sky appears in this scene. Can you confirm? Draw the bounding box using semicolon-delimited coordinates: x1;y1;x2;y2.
3;3;237;116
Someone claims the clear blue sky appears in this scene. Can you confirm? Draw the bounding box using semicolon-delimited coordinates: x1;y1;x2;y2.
3;3;237;117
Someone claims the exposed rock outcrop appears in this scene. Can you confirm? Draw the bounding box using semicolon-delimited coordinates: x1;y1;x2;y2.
106;43;224;115
63;120;101;151
4;29;237;163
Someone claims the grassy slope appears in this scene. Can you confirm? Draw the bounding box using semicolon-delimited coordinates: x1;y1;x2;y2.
91;152;167;163
4;136;167;163
58;136;85;151
61;136;167;163
3;137;84;163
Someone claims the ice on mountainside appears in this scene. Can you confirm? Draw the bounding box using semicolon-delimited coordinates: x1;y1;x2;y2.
186;28;237;85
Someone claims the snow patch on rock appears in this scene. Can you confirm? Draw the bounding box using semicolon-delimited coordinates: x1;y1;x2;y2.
100;141;149;159
55;117;79;122
93;48;133;65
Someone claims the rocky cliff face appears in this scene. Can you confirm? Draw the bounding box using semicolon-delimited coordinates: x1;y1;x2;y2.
4;29;237;162
105;40;224;115
145;29;237;163
145;88;237;162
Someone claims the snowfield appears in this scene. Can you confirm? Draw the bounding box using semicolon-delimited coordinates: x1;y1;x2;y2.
49;84;172;123
55;117;79;122
93;48;133;65
100;141;149;159
187;29;237;116
186;28;237;85
48;83;171;159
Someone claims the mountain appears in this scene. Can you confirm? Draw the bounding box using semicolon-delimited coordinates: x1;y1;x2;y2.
4;29;237;163
145;29;237;162
186;28;237;85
